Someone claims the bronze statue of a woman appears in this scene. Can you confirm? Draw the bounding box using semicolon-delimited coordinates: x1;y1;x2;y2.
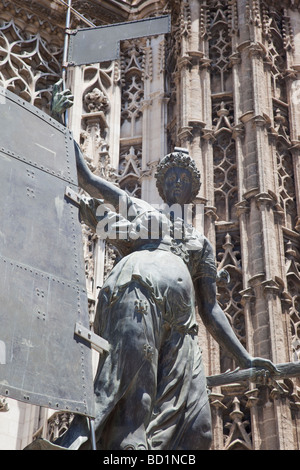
51;142;277;451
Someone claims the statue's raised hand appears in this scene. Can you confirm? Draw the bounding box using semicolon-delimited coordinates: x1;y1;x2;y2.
51;79;74;123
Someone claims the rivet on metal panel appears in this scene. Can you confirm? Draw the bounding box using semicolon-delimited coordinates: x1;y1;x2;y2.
26;187;35;198
37;310;46;321
26;169;35;179
36;288;45;298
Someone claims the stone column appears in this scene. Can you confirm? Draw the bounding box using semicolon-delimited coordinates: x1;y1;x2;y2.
141;36;168;205
209;392;226;450
286;9;300;231
233;0;295;449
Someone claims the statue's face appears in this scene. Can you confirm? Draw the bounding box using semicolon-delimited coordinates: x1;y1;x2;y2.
163;166;192;205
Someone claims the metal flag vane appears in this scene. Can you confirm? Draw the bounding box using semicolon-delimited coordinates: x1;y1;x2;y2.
52;0;170;126
66;15;171;66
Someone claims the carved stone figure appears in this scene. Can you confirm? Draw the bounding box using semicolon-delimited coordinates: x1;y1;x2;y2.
46;139;277;451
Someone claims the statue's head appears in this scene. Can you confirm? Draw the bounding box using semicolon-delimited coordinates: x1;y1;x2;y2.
155;148;201;205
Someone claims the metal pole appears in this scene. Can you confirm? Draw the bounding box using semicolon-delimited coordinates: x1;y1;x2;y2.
54;0;95;28
89;418;97;450
61;1;96;450
62;0;72;126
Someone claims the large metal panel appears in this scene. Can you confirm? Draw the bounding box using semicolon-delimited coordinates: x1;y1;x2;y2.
68;15;170;66
0;87;94;417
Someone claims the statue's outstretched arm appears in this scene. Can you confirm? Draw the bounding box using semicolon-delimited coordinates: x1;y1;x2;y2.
51;80;126;208
74;140;126;209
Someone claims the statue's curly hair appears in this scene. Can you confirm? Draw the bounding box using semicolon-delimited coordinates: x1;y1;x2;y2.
155;150;201;203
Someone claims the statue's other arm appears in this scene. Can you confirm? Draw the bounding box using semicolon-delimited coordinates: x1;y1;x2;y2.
195;275;278;373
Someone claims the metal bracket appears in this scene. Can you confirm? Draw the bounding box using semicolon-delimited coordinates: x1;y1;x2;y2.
75;322;110;354
65;28;78;36
65;186;82;206
66;186;110;354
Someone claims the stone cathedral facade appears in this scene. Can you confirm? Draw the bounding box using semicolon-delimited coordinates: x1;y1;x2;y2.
1;0;300;451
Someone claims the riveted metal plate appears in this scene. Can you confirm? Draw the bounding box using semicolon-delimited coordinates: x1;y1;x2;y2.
0;87;77;185
68;15;170;66
0;87;94;417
